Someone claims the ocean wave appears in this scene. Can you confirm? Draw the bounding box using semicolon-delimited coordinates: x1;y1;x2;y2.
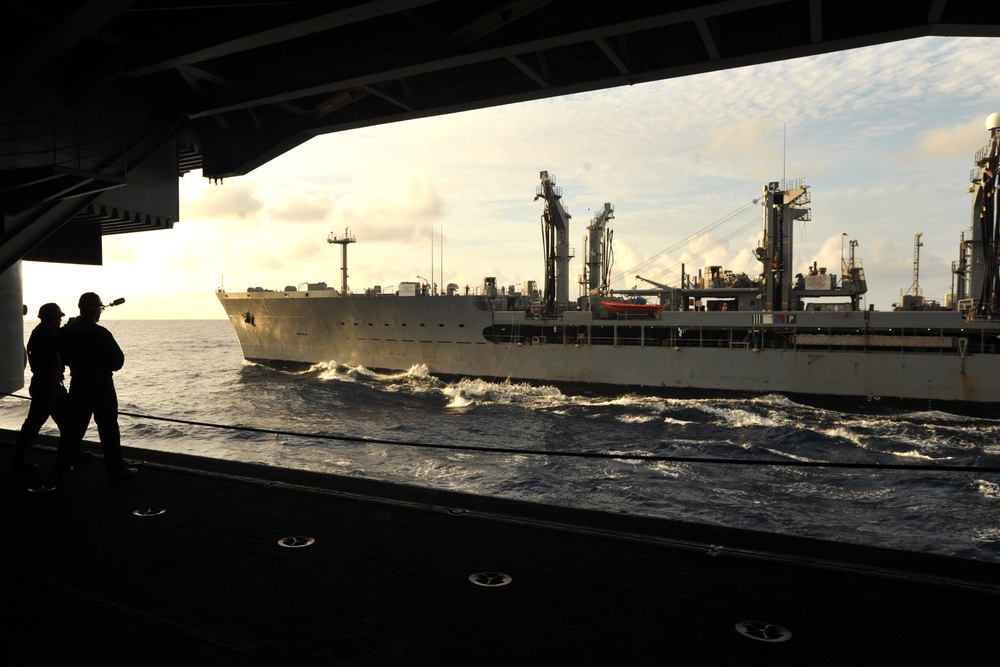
975;478;1000;499
972;527;1000;544
616;414;659;424
439;377;563;408
889;449;944;461
308;360;357;381
696;402;794;428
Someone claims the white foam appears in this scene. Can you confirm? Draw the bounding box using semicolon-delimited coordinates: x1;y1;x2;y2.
697;402;791;428
975;478;1000;499
616;414;658;424
438;377;564;407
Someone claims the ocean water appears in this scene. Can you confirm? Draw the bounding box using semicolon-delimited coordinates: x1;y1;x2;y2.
3;319;999;562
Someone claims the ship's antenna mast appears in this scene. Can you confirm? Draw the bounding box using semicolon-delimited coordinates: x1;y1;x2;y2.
907;232;923;297
327;228;356;294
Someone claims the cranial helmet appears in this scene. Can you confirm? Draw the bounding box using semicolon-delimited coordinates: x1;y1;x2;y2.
37;303;65;320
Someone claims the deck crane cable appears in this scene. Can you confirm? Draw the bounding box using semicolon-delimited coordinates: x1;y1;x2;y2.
640;214;761;284
608;199;758;286
608;205;750;284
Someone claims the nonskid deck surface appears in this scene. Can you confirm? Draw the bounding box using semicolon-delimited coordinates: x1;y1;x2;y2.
4;431;997;665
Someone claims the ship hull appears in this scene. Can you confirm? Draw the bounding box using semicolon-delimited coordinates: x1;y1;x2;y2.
218;290;1000;416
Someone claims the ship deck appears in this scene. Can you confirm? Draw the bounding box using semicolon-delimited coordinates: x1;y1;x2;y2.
4;430;997;665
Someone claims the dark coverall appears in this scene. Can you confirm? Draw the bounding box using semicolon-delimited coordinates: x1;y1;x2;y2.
13;323;67;461
55;319;126;475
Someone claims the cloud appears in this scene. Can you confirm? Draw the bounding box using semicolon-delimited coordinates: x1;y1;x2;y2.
102;239;140;263
182;179;264;222
331;174;448;244
267;191;334;222
914;118;988;159
705;118;782;163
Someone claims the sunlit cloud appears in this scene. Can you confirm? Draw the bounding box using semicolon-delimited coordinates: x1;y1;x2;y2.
183;179;265;221
914;118;989;159
267;191;334;222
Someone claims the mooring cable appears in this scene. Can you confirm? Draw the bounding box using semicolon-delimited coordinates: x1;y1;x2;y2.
4;391;996;473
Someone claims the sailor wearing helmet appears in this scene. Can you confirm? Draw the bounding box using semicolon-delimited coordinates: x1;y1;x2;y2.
10;303;69;474
55;293;137;482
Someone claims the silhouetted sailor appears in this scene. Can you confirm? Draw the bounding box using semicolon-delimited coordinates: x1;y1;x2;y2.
10;303;67;474
55;293;136;482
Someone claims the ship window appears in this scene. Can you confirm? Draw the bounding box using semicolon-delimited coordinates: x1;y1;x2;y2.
420;324;426;327
384;323;390;326
439;324;444;327
402;323;407;327
459;324;465;328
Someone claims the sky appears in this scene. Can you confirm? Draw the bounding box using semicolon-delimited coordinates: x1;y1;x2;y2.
19;36;1000;320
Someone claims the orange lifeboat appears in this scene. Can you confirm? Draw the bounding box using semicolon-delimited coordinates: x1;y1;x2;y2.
601;300;663;315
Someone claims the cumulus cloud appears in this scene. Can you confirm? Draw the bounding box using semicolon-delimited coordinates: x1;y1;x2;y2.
267;191;334;222
181;179;264;222
330;174;448;244
914;118;989;159
704;118;782;163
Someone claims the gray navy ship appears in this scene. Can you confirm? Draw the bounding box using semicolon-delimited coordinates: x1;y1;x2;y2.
218;114;1000;416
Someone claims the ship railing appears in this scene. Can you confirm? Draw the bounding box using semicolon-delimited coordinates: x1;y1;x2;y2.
486;322;998;354
614;336;645;347
974;144;992;167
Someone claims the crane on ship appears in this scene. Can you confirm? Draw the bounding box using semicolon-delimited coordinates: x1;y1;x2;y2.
535;171;573;316
582;202;615;298
972;113;1000;317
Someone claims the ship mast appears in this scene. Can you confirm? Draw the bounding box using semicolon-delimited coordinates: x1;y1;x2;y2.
908;232;924;298
534;171;572;315
760;180;810;311
327;228;356;294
